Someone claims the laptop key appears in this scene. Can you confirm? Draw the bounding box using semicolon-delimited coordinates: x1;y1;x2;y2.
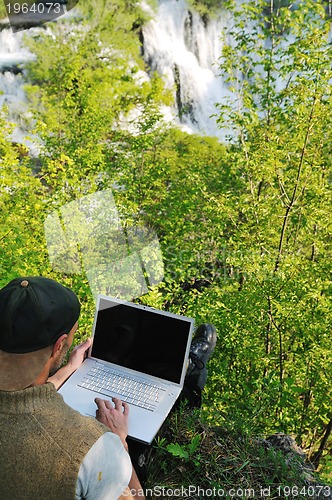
78;367;161;411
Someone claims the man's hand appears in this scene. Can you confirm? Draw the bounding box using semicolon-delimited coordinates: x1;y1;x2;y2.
95;398;146;499
95;397;129;450
48;338;91;389
66;338;92;373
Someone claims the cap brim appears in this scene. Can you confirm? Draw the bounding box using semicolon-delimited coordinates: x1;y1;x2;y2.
0;346;53;391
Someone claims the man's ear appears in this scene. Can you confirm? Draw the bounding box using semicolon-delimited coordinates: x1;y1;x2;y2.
51;334;68;358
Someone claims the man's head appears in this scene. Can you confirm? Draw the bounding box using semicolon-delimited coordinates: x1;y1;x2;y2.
0;277;81;391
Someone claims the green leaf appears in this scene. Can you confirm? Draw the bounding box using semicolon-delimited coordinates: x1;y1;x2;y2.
166;443;189;460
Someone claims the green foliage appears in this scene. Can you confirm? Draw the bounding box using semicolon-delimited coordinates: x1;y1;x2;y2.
204;0;332;473
5;0;173;333
0;112;48;281
23;3;171;201
0;109;95;335
159;425;202;466
147;407;327;496
0;3;6;19
186;0;224;19
78;0;152;46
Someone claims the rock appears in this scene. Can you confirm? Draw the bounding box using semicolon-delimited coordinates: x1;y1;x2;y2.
259;433;332;499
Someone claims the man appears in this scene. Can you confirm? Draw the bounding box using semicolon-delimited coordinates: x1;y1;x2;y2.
0;276;142;500
0;276;216;498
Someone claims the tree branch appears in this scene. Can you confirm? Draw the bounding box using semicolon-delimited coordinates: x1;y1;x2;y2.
274;95;318;272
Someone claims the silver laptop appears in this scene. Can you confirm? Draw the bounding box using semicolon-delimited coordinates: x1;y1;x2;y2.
59;294;194;444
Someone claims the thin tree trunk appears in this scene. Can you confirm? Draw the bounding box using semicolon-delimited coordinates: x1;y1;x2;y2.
274;96;317;272
311;416;332;470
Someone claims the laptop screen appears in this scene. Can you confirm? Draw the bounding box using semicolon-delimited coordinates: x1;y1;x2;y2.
91;297;193;384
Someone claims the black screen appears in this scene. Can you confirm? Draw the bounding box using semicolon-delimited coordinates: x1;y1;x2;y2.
91;298;192;384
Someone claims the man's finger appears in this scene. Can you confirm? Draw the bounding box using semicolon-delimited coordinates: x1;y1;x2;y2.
122;402;129;416
112;397;123;411
94;398;109;411
104;399;114;411
80;338;92;351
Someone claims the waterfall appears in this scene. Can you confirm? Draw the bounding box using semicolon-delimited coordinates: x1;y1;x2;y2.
0;0;230;147
141;0;231;139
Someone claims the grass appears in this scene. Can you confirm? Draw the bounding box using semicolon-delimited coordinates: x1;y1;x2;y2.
144;405;332;499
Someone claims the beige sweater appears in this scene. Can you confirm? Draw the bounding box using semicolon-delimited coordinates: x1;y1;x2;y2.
0;383;108;499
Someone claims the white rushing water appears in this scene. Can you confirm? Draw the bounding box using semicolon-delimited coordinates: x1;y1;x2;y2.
142;0;231;139
0;27;38;153
0;0;231;147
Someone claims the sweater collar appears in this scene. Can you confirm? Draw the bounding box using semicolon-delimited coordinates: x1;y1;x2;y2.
0;383;59;413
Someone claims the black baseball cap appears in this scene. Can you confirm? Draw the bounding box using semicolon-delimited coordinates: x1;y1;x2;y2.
0;277;81;391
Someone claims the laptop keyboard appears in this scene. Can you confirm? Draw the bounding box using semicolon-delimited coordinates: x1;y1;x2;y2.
78;364;167;411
